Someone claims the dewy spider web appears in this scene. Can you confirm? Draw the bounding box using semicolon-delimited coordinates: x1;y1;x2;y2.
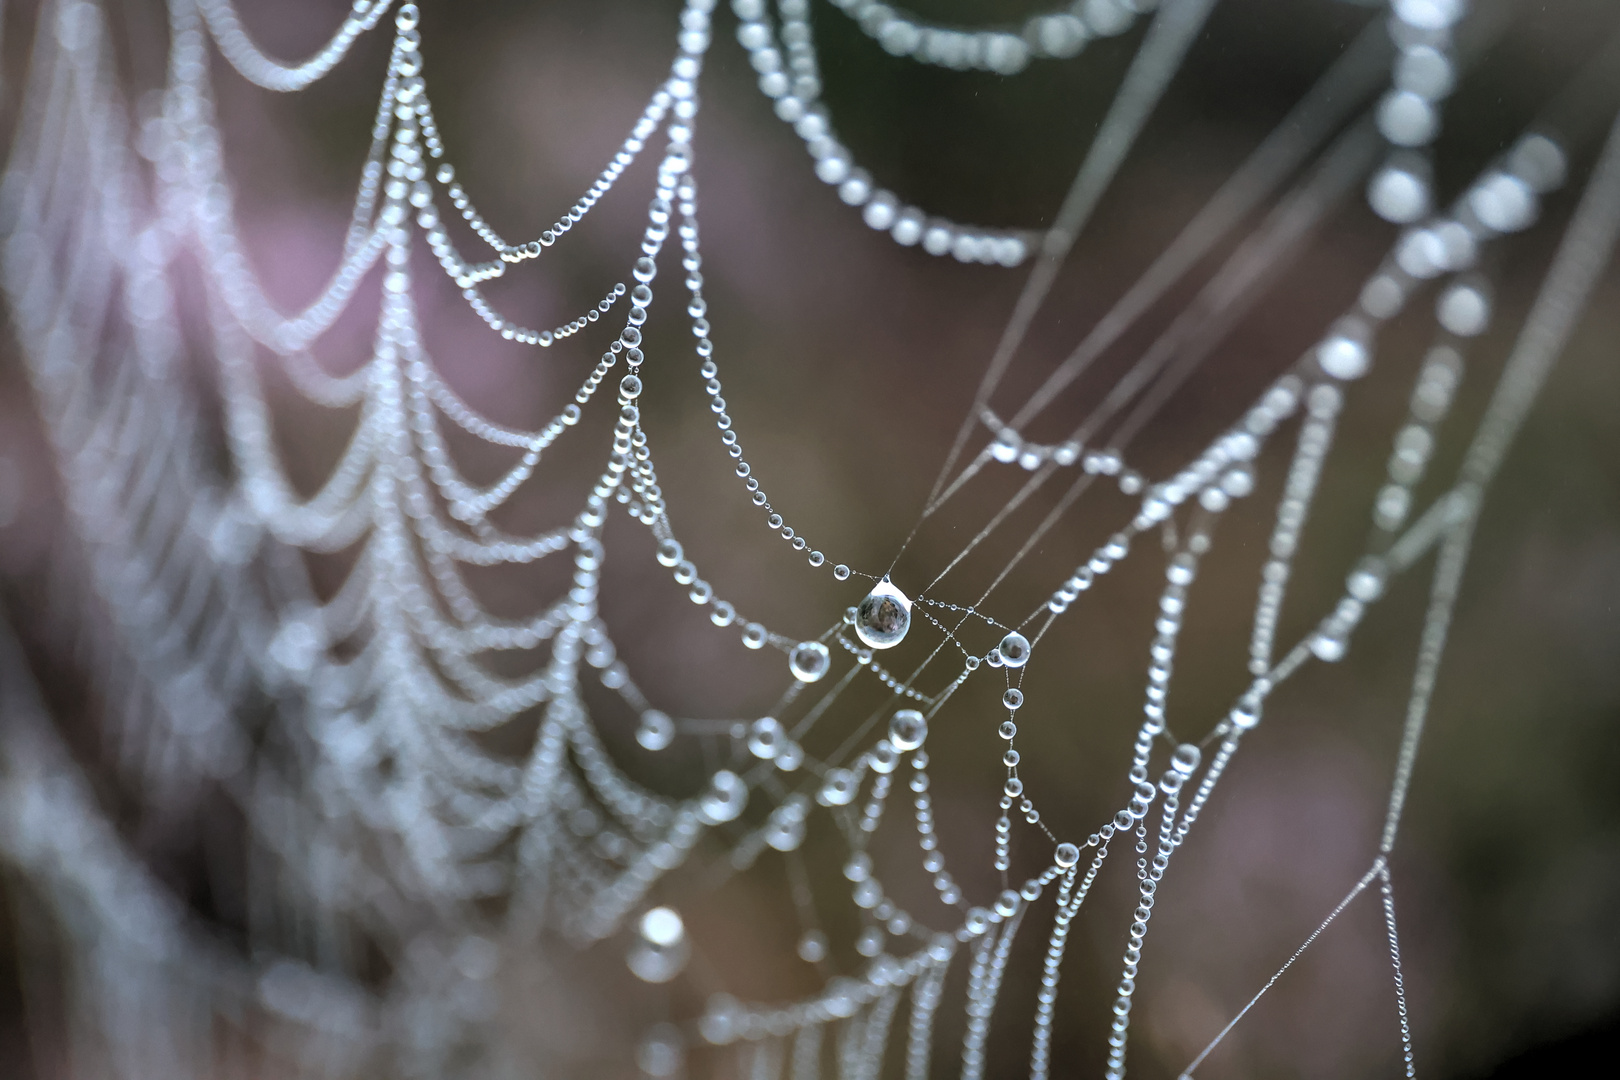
0;0;1617;1078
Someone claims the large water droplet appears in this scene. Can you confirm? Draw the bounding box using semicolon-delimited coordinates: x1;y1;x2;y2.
699;770;747;823
854;579;911;649
889;709;927;751
998;631;1031;668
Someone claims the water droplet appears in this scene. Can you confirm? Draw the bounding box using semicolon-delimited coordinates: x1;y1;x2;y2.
833;563;851;580
870;740;900;774
1470;172;1537;233
637;710;675;751
1508;133;1566;193
854;579;911;649
1310;631;1348;662
1395;45;1455;100
819;768;857;806
655;538;683;567
1377;90;1437;148
747;717;783;759
741;622;767;649
998;631;1031;668
797;930;827;963
628;906;689;982
765;800;807;851
1437;281;1491;336
699;770;747;823
789;640;830;682
889;709;927;751
856;926;884;956
1368;159;1431;224
1394;0;1465;31
1317;333;1371;381
1171;743;1201;775
637;1023;685;1077
1055;842;1080;868
1003;688;1024;710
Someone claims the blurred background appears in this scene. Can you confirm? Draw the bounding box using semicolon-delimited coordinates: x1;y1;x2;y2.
1;0;1618;1077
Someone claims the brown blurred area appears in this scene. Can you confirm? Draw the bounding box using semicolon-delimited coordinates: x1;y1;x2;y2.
2;0;1619;1077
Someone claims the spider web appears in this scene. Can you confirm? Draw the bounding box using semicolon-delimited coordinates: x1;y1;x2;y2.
1;0;1618;1078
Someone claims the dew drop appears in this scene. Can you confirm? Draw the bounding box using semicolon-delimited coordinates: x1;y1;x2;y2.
789;640;830;682
998;631;1031;668
628;906;689;983
747;717;784;759
699;770;747;823
797;930;828;963
854;579;911;649
889;709;927;751
637;710;675;751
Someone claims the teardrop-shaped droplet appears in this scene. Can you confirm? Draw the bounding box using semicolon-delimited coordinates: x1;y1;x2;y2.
855;579;911;649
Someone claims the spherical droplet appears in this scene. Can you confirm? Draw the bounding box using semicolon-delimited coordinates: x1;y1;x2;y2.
640;906;684;948
797;930;828;963
1436;281;1491;337
637;1023;685;1077
741;622;767;649
855;579;911;649
1508;133;1566;193
699;770;747;824
1055;842;1081;868
998;631;1031;668
637;710;675;751
748;717;784;759
1367;161;1430;224
1171;743;1201;776
995;889;1020;918
789;640;830;682
1317;334;1371;381
819;768;857;806
1003;688;1024;710
1470;172;1537;233
628;906;689;982
1394;0;1465;31
1377;90;1438;148
889;709;927;751
870;740;899;774
656;538;683;567
1395;45;1455;100
833;563;851;580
